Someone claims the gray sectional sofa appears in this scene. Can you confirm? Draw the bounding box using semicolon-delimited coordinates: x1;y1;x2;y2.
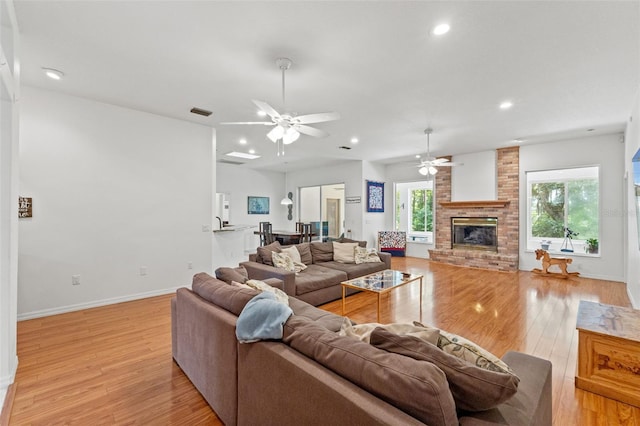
171;272;553;426
240;239;391;306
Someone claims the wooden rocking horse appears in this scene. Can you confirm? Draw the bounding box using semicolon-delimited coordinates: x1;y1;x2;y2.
532;249;579;279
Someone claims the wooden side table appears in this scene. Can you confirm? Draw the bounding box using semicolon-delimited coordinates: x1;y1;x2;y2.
575;300;640;407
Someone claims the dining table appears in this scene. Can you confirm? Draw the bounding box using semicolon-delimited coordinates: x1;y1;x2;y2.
254;229;316;245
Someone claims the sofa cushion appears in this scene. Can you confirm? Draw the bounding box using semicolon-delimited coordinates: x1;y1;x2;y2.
332;242;358;263
288;297;345;332
338;237;367;247
256;241;282;266
293;264;348;295
310;242;333;263
272;251;307;273
282;316;458;426
295;242;313;265
317;260;387;280
280;245;302;263
370;327;520;412
215;265;249;284
191;272;258;316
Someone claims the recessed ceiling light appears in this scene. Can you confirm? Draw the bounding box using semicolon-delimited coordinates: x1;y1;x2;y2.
350;137;359;144
42;67;64;80
239;138;247;145
225;151;260;160
257;110;267;117
432;23;450;36
513;138;524;143
499;101;513;110
415;154;421;158
248;149;255;154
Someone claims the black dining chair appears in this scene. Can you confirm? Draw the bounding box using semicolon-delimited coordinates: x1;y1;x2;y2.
299;223;313;243
262;222;276;246
259;221;273;246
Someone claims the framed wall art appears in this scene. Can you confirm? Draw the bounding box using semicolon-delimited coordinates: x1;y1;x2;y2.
366;180;384;213
248;196;270;215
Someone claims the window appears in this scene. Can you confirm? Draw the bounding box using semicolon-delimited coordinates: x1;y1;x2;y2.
395;181;434;243
526;166;599;253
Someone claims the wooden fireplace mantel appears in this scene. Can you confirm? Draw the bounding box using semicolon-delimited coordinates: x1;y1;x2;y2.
439;200;511;208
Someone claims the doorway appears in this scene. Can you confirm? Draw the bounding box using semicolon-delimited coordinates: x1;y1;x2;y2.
299;183;345;241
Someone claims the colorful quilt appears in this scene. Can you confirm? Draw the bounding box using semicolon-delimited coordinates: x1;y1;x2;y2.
378;231;406;257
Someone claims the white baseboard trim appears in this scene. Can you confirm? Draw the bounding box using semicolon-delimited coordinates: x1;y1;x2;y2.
17;286;188;321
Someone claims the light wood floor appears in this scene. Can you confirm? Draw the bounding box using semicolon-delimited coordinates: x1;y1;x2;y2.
9;258;639;425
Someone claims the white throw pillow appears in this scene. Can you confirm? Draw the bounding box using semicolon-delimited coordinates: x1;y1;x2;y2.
354;246;382;264
280;246;302;264
333;242;358;263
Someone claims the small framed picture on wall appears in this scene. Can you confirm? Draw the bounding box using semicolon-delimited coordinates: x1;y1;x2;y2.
366;181;384;213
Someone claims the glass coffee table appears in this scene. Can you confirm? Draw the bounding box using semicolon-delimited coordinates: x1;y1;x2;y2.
341;269;424;322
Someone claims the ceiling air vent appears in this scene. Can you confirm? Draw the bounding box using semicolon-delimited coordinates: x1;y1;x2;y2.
338;146;352;150
190;107;212;117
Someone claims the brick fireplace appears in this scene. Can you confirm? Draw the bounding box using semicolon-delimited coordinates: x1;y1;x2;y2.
428;147;519;271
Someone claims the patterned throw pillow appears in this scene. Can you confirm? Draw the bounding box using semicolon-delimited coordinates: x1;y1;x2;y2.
354;246;382;264
414;321;513;374
272;251;307;273
245;279;290;305
332;242;358;263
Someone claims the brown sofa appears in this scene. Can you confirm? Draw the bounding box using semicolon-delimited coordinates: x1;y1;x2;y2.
172;273;553;426
240;240;391;306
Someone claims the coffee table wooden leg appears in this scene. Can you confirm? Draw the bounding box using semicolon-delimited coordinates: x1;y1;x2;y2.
342;285;346;316
377;293;381;323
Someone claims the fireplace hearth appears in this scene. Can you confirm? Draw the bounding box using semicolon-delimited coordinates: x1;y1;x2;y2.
451;217;497;252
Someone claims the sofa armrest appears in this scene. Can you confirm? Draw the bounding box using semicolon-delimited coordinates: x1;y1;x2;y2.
378;251;392;269
263;277;285;291
240;261;296;296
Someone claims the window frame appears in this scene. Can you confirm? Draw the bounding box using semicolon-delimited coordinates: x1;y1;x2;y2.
394;180;435;244
526;166;600;255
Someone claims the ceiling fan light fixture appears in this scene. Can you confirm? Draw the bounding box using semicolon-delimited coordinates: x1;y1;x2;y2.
282;127;300;145
419;166;429;176
428;166;439;175
267;125;285;142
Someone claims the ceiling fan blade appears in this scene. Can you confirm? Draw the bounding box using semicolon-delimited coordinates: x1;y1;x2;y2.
431;158;450;165
219;121;275;125
434;162;461;167
295;124;329;138
294;112;341;124
252;100;281;120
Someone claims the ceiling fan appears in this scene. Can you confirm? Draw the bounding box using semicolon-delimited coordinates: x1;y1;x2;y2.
416;128;460;176
221;57;340;155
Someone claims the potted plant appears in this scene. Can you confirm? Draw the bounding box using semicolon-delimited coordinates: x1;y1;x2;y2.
586;238;599;254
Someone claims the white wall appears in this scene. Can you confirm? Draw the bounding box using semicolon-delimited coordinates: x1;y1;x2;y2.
362;161;387;248
451;150;496;201
519;133;625;281
214;162;286;266
625;89;640;308
18;87;214;318
0;0;19;402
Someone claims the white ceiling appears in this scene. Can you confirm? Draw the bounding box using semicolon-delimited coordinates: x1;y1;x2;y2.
15;1;640;172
